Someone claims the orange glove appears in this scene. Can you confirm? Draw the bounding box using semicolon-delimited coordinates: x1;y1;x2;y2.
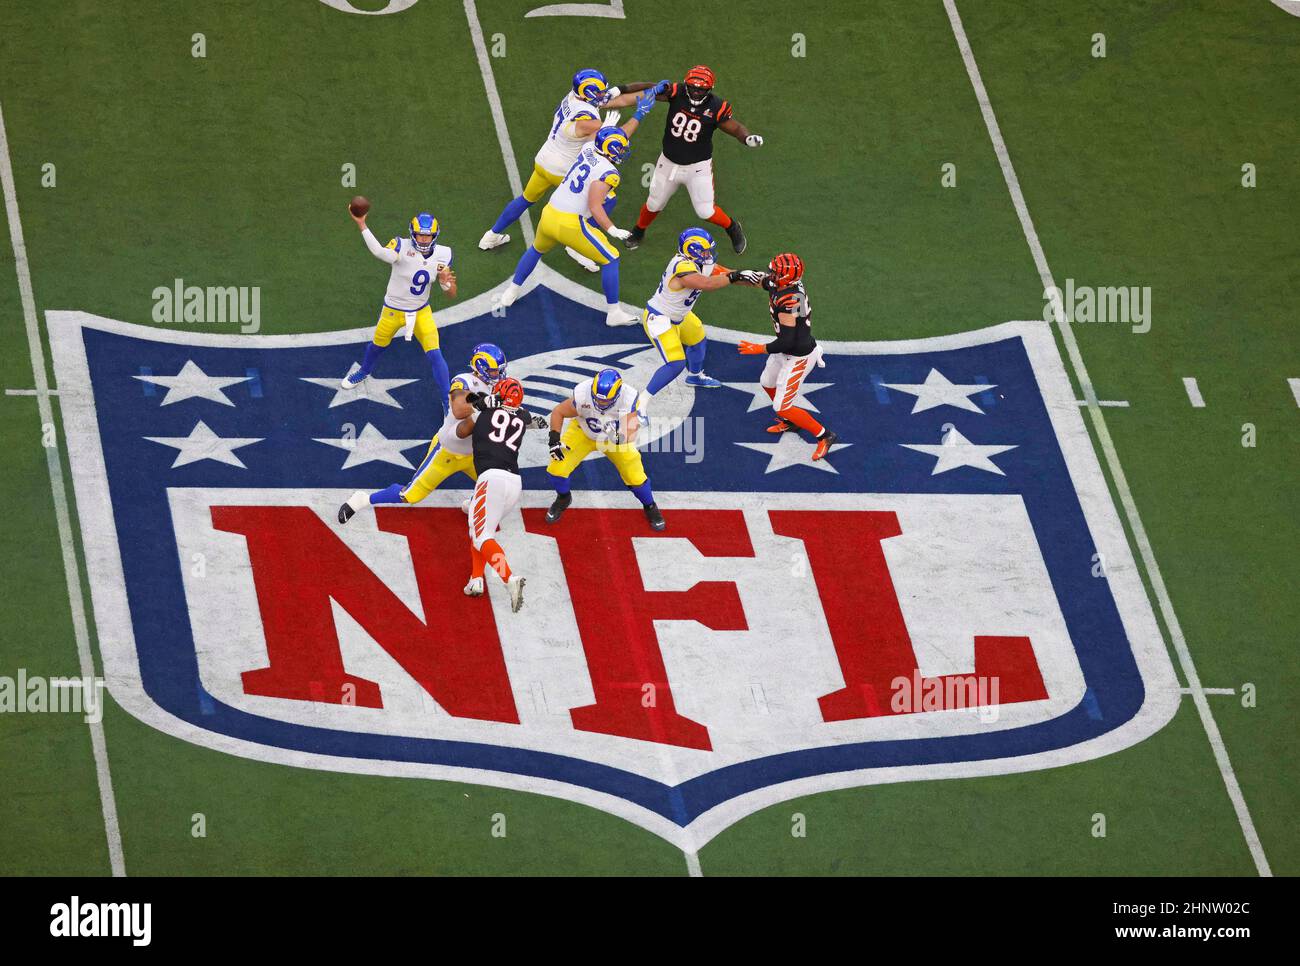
737;341;767;355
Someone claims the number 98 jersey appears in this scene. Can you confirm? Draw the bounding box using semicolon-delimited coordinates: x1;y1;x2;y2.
661;83;733;165
471;407;531;477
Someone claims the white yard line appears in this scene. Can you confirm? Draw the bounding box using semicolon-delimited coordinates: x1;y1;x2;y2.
943;0;1271;876
1075;398;1128;408
463;0;535;248
1286;378;1299;408
1183;376;1206;408
460;1;699;877
0;101;126;877
6;386;60;396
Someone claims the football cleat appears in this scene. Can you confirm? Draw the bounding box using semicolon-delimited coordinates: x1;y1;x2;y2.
469;343;507;385
546;492;573;524
572;68;610;105
643;502;666;531
624;225;645;249
507;575;526;613
604;307;639;327
463;576;485;598
812;429;839;461
497;282;521;308
725;217;747;254
494;377;525;408
590;368;623;410
684;65;715;107
767;416;795;434
685;372;722;389
678;227;717;269
410;212;439;255
338;490;369;524
566;246;600;273
478;229;510;250
340;367;368;390
594;126;631;165
770;252;804;286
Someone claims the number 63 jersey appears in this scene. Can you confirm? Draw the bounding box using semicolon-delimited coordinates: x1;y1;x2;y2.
471;407;533;476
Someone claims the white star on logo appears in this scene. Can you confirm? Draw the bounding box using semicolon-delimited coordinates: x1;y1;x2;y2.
884;368;996;414
302;372;419;409
901;427;1017;476
314;423;429;470
734;432;850;474
144;420;263;468
722;381;832;413
134;359;251;406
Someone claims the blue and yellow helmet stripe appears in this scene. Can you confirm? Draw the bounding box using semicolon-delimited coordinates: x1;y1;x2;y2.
591;368;622;410
409;212;439;254
678;227;716;266
572;68;610;105
594;126;630;165
469;342;507;384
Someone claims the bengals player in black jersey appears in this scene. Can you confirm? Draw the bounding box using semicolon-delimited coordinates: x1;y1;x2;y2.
736;253;839;461
626;65;763;254
456;377;547;611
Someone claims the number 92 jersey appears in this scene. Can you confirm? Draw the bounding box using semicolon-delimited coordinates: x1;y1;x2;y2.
382;235;453;312
472;406;531;476
549;143;620;216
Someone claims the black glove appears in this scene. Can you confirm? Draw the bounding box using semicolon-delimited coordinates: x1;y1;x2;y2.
548;430;566;462
467;391;499;412
530;413;548;430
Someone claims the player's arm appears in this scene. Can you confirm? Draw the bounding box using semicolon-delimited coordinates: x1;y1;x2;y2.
455;414;477;438
672;270;731;292
719;116;763;148
604;80;669;108
350;208;398;264
739;309;798;355
615;90;660;140
449;381;474;420
587;178;618;229
726;269;771;287
438;253;457;299
547;398;578;461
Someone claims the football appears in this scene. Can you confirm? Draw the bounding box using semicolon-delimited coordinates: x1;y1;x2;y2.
348;195;370;217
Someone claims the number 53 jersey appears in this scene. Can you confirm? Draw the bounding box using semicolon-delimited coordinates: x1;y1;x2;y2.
549;143;620;215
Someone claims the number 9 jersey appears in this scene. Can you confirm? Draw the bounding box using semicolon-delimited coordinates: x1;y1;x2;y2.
362;227;453;312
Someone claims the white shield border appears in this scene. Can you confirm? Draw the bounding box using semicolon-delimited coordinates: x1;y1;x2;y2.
47;265;1179;853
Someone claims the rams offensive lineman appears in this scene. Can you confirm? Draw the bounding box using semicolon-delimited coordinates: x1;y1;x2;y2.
633;227;760;394
479;68;668;269
545;368;666;531
341;207;457;407
737;253;839;461
626;65;763;254
337;343;509;523
497;91;661;328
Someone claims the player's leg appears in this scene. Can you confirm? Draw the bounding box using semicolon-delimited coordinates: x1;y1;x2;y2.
545;423;596;522
481;164;559;249
561;215;633;327
568;191;618;273
773;348;836;458
685;161;746;254
629;154;679;249
499;206;562;307
758;354;794;433
341;306;402;388
411;306;451;409
337;441;474;523
678;310;720;388
603;444;665;531
470;469;526;610
643;310;687;395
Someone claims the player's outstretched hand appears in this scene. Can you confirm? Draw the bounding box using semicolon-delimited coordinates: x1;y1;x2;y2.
745;134;764;148
730;269;769;286
654;79;671;95
633;90;657;119
467;391;500;412
737;340;767;355
548;430;567;462
607;226;632;241
348;205;367;229
529;413;548;430
602;109;621;127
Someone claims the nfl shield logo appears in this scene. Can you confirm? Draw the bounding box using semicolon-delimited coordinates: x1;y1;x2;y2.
49;266;1178;848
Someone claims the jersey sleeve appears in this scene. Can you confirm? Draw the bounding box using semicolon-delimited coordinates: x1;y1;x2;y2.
449;375;469;394
362;228;399;263
563;109;599;137
598;169;621;191
718;99;734;122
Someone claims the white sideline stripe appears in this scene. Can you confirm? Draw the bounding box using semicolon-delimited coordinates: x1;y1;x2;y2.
6;387;60;396
1180;688;1236;696
1076;398;1128;408
463;0;535;248
0;102;126;877
1287;378;1300;408
460;1;702;875
1183;377;1206;408
944;1;1271;877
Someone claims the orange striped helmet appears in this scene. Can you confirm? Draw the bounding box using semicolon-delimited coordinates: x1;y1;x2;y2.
494;377;524;408
769;252;804;287
684;65;715;106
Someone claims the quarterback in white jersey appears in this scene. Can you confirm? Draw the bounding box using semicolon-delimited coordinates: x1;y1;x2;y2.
479;68;669;254
543;368;665;531
340;207;458;406
338;344;509;526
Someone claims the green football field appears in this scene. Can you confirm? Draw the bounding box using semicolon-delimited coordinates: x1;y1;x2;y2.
0;0;1295;876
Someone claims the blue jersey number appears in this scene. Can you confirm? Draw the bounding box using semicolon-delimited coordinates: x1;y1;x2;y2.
410;270;430;297
569;164;592;193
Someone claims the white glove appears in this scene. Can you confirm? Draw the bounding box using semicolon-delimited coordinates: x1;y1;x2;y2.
602;109;621;127
604;86;621;102
607;226;632;241
745;134;764;148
